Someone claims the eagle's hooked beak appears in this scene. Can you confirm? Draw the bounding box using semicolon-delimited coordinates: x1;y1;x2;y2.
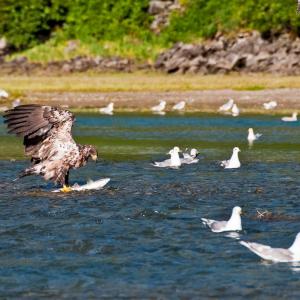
91;154;98;162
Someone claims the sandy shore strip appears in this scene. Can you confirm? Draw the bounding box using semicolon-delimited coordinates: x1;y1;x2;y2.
22;88;300;113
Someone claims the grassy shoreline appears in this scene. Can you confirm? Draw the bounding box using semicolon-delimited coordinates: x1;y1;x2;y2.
1;74;300;114
1;73;300;94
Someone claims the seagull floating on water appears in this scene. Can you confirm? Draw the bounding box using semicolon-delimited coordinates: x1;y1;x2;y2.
231;103;240;117
151;100;166;114
201;206;242;233
240;232;300;263
0;89;9;99
220;147;241;169
263;100;277;110
181;148;199;164
281;112;298;122
218;99;234;112
247;128;262;142
99;103;114;115
152;146;181;168
172;101;185;111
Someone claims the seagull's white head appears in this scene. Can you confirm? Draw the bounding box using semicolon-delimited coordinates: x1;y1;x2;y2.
160;100;166;106
232;206;242;215
173;146;181;153
233;147;241;153
108;102;114;109
293;112;298;117
190;148;198;157
248;128;254;133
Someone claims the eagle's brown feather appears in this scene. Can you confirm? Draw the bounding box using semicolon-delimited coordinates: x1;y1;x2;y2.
4;104;98;185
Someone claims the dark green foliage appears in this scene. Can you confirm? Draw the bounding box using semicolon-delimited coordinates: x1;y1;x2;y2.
0;0;300;50
164;0;300;43
65;0;151;41
0;0;69;49
0;0;151;49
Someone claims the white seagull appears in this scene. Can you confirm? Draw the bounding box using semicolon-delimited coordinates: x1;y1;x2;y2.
218;99;234;112
263;100;277;110
247;128;262;142
12;99;21;108
220;147;241;169
231;103;240;117
172;101;186;111
240;232;300;263
151;100;166;113
152;146;181;168
281;112;298;122
99;103;114;115
201;206;242;233
181;148;199;164
0;89;9;99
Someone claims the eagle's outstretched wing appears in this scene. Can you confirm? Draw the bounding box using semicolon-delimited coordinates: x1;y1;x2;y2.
4;104;75;161
3;105;79;184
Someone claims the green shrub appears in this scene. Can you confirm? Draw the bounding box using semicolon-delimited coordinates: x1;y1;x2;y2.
1;0;300;54
0;0;69;49
163;0;300;43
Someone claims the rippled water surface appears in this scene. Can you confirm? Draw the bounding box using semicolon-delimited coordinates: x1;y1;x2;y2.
1;113;300;299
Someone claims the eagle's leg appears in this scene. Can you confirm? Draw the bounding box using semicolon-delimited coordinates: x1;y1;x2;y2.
61;172;72;193
65;172;69;186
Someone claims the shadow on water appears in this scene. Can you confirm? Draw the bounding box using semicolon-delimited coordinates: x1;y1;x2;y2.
0;113;300;298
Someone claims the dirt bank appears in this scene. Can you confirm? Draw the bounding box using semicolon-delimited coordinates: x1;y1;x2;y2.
21;88;300;114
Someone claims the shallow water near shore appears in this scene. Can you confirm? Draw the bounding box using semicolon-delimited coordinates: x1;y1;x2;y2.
1;113;300;298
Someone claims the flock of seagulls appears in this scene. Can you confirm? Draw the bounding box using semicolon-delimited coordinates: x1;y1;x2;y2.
1;88;298;122
152;147;199;168
240;234;300;263
98;100;187;116
218;98;298;123
202;206;300;263
151;107;299;263
1;88;300;263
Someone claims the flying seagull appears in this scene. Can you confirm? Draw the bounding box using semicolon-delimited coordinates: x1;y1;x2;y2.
201;206;242;233
4;104;98;191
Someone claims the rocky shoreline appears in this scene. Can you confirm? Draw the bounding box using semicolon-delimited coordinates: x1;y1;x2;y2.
1;31;300;75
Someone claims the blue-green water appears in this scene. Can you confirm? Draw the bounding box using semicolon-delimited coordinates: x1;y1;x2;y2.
1;113;300;298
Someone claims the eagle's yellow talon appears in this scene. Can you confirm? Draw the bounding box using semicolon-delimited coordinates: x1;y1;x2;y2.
60;184;72;193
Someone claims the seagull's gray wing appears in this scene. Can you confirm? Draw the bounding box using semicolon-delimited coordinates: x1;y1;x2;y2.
153;159;171;168
240;241;294;262
210;221;228;232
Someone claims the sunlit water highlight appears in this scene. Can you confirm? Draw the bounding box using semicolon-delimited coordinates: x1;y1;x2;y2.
0;113;300;298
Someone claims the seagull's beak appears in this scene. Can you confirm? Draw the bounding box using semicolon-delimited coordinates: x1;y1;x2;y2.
91;154;98;162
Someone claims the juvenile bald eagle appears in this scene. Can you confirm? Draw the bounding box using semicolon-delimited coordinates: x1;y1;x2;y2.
4;104;98;187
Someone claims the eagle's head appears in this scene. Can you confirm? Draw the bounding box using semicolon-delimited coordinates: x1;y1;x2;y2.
83;145;98;162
